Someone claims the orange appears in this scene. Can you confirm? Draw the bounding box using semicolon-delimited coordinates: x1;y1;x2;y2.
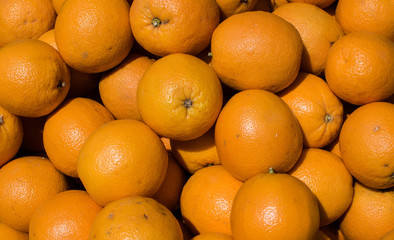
273;3;344;76
231;170;320;240
43;97;114;178
314;230;331;240
152;153;188;212
52;0;66;14
288;0;337;9
380;229;394;240
320;225;346;240
215;0;258;19
38;29;100;99
210;11;303;93
77;119;168;206
161;137;172;151
335;0;394;41
0;39;70;117
339;102;394;189
325;31;394;105
20;116;46;153
339;181;394;240
177;217;195;240
54;0;133;73
29;190;102;240
215;89;303;181
0;156;69;232
0;222;28;240
129;0;220;57
89;196;183;239
137;53;223;141
278;72;344;148
288;148;354;226
99;53;155;120
170;127;220;174
180;165;243;235
269;0;289;10
0;106;23;167
192;232;233;240
0;0;56;47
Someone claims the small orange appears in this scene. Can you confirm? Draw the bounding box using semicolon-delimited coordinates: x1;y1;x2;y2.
339;181;394;240
215;0;258;19
211;11;303;93
20;116;46;153
38;29;100;99
0;0;56;47
215;89;303;181
192;232;233;240
29;190;102;240
0;156;69;232
231;170;320;240
325;31;394;105
137;53;223;141
0;39;70;117
0;222;28;240
335;0;394;41
129;0;220;57
273;3;344;76
99;53;155;120
0;106;23;167
89;196;183;239
77;119;168;206
288;148;353;226
339;102;394;189
152;153;188;212
278;72;344;148
180;165;243;235
170;127;220;174
43;97;114;178
54;0;133;73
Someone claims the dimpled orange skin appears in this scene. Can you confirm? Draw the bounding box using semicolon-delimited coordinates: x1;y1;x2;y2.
211;11;303;93
137;53;223;141
77;119;168;206
0;106;23;167
54;0;133;73
0;39;70;118
231;172;320;240
129;0;220;57
28;190;102;240
0;156;69;232
215;89;303;181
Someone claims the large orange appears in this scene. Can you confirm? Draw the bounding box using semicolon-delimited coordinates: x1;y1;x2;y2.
170;127;220;174
54;0;133;73
99;53;155;120
89;196;183;239
215;89;303;181
29;190;102;240
339;102;394;189
0;106;23;167
77;119;168;206
210;11;303;93
180;165;243;236
325;31;394;105
0;0;56;47
335;0;394;41
0;222;28;240
339;181;394;240
137;53;223;141
0;156;69;232
38;29;100;99
152;153;188;212
231;170;320;240
288;148;354;226
0;39;70;117
273;3;344;76
129;0;220;57
278;72;344;148
43;97;114;178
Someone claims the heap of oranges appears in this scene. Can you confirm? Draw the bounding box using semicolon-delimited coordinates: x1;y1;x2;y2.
0;0;393;239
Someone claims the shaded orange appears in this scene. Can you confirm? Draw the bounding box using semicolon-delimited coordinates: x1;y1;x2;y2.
0;106;23;167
